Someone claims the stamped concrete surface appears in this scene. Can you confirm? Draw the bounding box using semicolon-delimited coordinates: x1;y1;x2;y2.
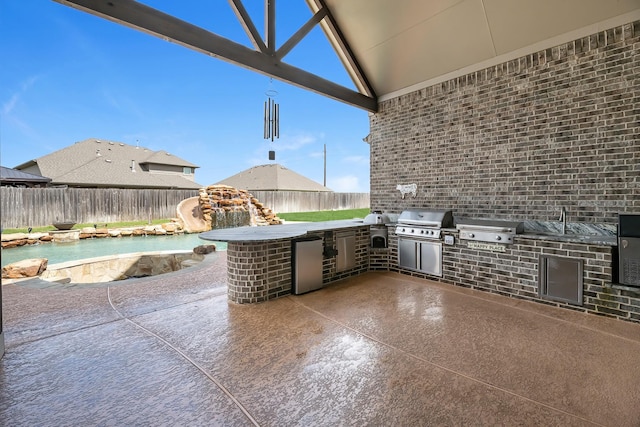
1;252;639;426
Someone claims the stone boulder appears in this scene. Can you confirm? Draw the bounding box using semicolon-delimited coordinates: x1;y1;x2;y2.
2;258;48;279
1;233;28;242
161;223;178;233
194;185;283;229
1;239;27;249
193;244;216;254
132;228;146;236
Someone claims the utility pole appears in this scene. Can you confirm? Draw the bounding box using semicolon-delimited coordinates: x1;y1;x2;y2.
323;143;327;187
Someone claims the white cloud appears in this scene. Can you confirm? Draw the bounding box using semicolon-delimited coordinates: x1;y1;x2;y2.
2;75;40;115
101;88;144;118
277;132;317;151
342;155;369;164
2;94;20;115
328;175;360;192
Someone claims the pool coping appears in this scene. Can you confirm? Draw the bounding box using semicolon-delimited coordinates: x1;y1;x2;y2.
4;251;221;289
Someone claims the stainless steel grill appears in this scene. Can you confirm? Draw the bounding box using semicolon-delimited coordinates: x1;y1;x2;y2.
395;209;453;239
456;219;524;244
396;209;453;277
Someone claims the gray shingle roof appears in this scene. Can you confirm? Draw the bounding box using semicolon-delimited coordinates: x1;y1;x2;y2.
217;164;331;192
0;166;51;183
140;150;198;167
15;138;201;189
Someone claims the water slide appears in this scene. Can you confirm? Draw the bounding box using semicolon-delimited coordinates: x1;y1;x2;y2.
176;197;208;233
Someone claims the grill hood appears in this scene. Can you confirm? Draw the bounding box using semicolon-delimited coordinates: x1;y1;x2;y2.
397;209;453;228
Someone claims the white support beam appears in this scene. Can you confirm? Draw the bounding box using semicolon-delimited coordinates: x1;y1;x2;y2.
53;0;378;112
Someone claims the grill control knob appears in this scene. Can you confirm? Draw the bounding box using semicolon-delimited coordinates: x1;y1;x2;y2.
469;233;475;238
496;235;502;241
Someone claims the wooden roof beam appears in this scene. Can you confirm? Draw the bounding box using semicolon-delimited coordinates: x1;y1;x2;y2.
54;0;378;112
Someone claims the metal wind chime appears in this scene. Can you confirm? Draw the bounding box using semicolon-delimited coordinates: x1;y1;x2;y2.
264;79;279;160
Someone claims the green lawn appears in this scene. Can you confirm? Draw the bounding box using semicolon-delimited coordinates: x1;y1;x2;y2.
278;208;369;222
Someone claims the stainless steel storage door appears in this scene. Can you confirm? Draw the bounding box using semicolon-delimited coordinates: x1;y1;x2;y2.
420;240;442;277
398;238;418;270
292;238;323;294
398;238;443;277
336;231;356;272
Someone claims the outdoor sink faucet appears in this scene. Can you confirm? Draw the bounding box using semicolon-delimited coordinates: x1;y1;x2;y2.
559;207;567;234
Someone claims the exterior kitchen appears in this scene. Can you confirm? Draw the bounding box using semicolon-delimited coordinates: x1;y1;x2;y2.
203;16;640;323
206;16;638;325
4;3;640;425
366;19;640;322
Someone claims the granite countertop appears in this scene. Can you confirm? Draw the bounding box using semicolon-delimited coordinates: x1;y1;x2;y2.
517;219;617;246
440;220;617;246
199;219;369;242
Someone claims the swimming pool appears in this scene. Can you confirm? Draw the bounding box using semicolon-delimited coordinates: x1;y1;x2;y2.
1;233;226;268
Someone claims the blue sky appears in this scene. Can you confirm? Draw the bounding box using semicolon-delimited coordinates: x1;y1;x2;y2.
0;1;371;192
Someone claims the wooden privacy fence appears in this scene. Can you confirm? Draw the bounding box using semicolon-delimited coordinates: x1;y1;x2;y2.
1;187;198;229
251;191;370;214
1;187;370;228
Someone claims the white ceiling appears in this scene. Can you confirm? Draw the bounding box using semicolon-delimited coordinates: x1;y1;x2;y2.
324;0;640;100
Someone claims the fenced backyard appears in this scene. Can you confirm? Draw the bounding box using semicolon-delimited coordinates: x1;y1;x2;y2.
0;187;370;229
250;191;369;214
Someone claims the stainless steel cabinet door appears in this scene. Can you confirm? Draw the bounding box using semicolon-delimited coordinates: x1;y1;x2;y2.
336;231;356;272
293;238;323;294
419;241;442;277
398;238;418;270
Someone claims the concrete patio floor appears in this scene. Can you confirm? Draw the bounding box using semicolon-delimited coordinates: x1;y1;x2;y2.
1;252;639;426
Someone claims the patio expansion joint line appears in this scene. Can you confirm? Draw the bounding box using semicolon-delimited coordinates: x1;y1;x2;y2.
106;286;261;427
108;288;229;319
287;296;607;427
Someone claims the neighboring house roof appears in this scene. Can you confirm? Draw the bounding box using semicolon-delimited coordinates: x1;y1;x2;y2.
0;166;51;184
14;138;201;189
140;149;198;167
217;164;332;192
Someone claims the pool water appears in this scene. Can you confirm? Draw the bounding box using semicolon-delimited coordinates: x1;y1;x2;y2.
1;233;226;268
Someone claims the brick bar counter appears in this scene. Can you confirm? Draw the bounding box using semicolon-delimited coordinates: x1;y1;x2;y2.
199;220;370;303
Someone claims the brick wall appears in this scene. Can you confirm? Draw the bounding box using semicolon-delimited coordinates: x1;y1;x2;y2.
383;232;640;323
369;20;639;223
226;226;370;303
227;239;291;303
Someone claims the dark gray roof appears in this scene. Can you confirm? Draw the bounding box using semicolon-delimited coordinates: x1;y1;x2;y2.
15;138;201;189
0;166;51;183
217;164;331;192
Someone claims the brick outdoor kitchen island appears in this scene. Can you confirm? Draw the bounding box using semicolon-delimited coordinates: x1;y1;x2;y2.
200;217;640;323
199;220;371;303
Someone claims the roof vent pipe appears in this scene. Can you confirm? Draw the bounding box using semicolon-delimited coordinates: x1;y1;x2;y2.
131;160;136;172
